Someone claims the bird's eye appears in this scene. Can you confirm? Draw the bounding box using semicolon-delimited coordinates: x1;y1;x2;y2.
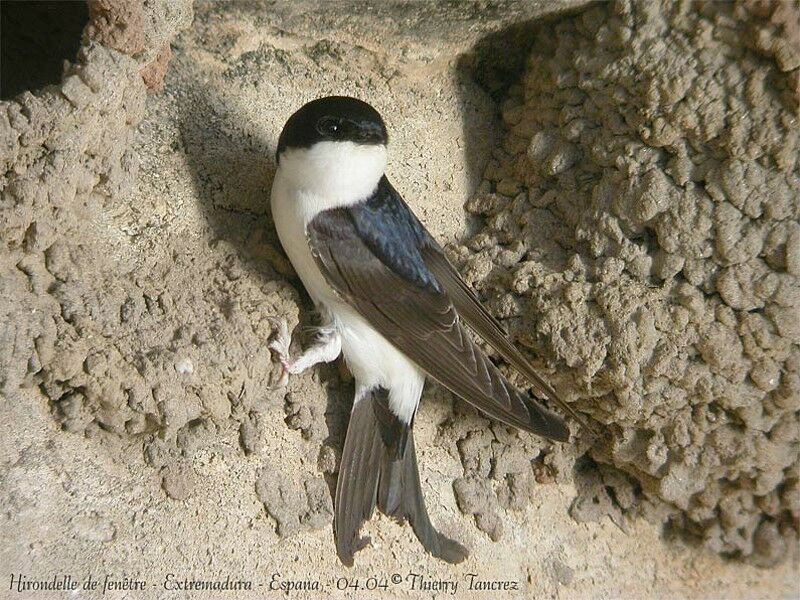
316;117;340;137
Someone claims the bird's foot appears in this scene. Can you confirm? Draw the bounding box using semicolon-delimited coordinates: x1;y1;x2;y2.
267;316;343;389
267;317;297;388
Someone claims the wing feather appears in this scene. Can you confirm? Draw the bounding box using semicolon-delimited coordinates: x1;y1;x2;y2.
421;244;593;432
308;206;568;441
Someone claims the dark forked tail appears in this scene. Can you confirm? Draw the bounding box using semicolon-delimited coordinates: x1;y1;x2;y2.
334;387;467;566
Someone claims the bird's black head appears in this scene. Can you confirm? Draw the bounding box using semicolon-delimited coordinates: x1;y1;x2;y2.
276;96;388;162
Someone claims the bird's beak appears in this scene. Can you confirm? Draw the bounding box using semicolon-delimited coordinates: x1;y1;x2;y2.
356;121;386;145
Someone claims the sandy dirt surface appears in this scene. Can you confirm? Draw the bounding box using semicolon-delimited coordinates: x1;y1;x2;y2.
1;1;798;599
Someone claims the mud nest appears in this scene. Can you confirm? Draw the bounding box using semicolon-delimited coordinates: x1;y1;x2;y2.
448;0;799;566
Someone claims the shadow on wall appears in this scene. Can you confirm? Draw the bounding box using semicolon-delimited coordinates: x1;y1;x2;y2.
177;81;280;276
177;77;354;502
0;1;88;100
454;6;589;190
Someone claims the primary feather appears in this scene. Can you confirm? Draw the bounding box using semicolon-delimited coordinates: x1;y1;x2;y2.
306;176;569;441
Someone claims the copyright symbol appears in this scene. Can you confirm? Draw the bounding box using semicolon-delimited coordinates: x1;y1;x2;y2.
391;573;402;585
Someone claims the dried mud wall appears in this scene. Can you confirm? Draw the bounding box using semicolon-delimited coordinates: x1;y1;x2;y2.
450;0;799;565
0;0;797;584
1;0;194;392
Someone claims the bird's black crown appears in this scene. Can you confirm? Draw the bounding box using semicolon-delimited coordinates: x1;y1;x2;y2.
276;96;388;161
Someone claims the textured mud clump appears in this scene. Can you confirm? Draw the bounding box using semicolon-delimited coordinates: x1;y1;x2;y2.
0;0;291;498
451;0;799;563
3;1;799;588
255;464;333;537
1;0;325;541
441;381;582;542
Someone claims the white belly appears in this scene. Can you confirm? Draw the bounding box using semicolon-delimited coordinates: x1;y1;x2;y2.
270;169;424;423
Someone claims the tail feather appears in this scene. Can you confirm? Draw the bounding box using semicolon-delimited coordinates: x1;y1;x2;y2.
334;387;468;566
377;433;468;564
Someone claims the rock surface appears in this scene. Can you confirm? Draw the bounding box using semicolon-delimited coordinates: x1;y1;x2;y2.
1;1;797;598
449;0;799;564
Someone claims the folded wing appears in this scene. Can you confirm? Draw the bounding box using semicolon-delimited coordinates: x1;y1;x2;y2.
307;180;569;441
421;242;591;431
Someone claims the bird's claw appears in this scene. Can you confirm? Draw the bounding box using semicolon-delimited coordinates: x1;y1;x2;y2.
268;316;294;388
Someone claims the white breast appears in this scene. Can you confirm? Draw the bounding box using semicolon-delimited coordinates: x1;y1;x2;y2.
270;171;338;307
270;141;425;423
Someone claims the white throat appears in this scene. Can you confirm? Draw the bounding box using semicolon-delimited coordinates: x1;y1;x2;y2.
276;141;387;209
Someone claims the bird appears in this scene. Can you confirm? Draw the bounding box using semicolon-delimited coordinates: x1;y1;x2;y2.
268;95;582;566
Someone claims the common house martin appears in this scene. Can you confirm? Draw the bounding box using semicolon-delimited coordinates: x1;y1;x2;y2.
269;96;583;565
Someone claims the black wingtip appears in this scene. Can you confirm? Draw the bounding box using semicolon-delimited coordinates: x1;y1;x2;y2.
544;418;570;443
524;398;570;442
551;421;570;443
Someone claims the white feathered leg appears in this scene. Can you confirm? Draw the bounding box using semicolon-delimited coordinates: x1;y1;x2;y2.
268;317;342;387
